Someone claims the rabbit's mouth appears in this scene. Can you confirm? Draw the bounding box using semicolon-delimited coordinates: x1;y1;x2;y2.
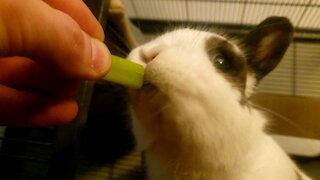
129;78;163;103
129;78;170;122
140;81;158;94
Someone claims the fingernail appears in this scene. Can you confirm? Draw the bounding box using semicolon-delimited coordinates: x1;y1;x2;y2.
91;38;111;74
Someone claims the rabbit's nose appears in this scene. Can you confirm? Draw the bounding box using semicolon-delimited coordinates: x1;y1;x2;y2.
143;51;159;63
141;44;163;63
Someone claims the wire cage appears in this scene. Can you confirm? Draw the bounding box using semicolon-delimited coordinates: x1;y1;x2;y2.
0;0;320;179
124;0;320;97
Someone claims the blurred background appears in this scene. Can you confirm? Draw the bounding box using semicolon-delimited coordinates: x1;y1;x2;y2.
0;0;319;179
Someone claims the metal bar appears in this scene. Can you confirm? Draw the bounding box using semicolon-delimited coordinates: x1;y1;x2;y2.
131;0;140;19
240;0;248;25
296;0;312;28
185;0;189;21
130;19;320;42
2;172;47;180
292;43;297;96
0;153;50;163
158;0;316;6
0;137;53;147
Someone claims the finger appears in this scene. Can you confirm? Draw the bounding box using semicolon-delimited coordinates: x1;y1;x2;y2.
0;57;81;98
0;1;111;80
0;85;78;127
44;0;105;40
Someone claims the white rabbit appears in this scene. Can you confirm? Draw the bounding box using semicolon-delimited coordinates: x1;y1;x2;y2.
127;17;311;180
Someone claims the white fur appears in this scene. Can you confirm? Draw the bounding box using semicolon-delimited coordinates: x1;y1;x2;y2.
245;73;257;97
128;28;311;180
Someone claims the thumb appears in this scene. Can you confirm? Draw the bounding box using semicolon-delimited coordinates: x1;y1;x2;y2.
0;1;111;80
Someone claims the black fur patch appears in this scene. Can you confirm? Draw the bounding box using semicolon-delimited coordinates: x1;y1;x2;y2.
206;36;247;94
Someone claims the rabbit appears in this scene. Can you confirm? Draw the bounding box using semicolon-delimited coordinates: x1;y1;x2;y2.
127;17;312;180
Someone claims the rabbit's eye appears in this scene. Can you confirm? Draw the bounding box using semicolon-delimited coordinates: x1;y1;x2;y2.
214;56;232;70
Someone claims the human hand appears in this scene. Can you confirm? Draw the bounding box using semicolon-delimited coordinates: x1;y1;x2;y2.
0;0;111;126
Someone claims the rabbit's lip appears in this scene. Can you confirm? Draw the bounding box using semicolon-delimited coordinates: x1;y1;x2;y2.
141;81;158;91
142;81;156;88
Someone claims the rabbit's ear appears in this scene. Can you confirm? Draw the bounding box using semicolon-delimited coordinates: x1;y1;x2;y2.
243;17;293;81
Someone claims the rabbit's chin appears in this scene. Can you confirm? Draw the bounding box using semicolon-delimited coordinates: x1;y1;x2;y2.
128;82;170;151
